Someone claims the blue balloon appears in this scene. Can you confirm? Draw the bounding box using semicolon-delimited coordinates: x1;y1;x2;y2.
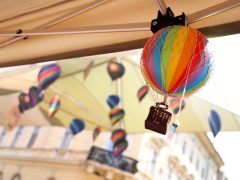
107;95;120;109
209;110;221;137
70;119;85;135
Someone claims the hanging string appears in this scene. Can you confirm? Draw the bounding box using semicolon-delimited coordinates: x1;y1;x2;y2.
50;86;108;126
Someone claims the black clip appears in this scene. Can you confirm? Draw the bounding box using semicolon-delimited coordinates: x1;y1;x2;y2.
151;7;186;34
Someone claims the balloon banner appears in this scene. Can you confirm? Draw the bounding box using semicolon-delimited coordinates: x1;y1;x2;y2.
137;85;149;102
107;95;120;109
38;64;61;90
48;95;60;118
109;108;125;126
93;126;102;141
141;25;212;98
209;110;221;137
170;98;185;114
107;61;125;81
70;119;85;135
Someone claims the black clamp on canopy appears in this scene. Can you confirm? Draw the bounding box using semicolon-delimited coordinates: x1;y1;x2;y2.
151;7;186;34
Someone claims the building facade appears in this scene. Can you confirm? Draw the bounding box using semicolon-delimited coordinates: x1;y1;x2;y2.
0;126;225;180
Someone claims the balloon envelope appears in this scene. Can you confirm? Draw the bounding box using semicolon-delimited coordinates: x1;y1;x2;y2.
107;61;125;81
113;139;128;157
111;129;126;144
209;110;221;137
107;95;120;109
109;108;125;126
141;25;212;98
38;64;61;90
70;119;85;135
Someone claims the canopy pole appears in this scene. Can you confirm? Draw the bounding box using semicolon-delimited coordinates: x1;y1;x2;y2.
155;0;167;15
187;0;240;24
0;0;110;48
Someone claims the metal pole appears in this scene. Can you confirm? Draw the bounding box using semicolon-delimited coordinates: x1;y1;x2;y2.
155;0;167;15
0;0;110;48
0;23;150;36
187;0;240;24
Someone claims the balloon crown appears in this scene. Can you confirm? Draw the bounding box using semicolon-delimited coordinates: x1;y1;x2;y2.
151;7;186;34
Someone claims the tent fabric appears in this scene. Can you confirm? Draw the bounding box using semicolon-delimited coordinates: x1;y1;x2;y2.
0;56;239;133
0;0;239;67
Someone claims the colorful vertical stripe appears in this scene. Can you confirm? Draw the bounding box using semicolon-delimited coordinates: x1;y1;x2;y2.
141;25;212;98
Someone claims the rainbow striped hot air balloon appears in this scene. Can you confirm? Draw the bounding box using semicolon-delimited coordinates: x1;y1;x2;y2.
111;129;128;157
109;108;125;126
48;95;60;118
38;64;61;90
141;25;212;135
141;25;212;98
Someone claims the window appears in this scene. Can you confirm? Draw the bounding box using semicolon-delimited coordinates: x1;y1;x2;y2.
182;141;186;154
11;173;21;180
189;150;193;163
150;151;157;176
60;129;72;149
0;129;6;145
167;167;172;180
201;168;205;178
196;159;199;171
27;126;40;148
10;126;24;148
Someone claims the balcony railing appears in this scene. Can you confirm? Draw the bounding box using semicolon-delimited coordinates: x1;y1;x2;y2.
87;146;138;174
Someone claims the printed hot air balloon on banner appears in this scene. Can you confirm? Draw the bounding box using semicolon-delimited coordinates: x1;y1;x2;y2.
141;25;212;134
48;95;60;118
38;64;61;90
137;85;149;102
209;110;221;137
93;126;102;141
107;61;125;81
70;119;85;135
107;95;120;109
29;86;44;107
109;108;125;126
170;98;185;114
